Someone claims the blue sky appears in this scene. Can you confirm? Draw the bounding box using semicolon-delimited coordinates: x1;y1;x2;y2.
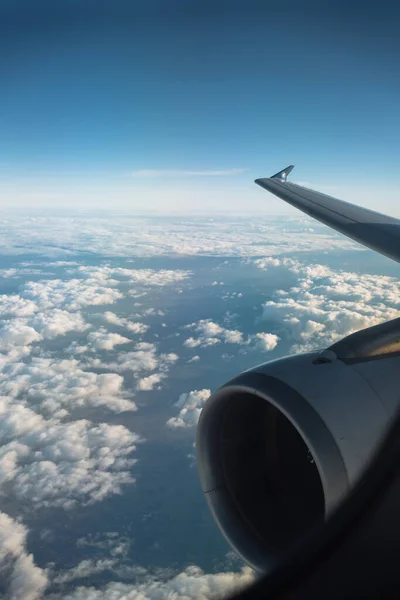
1;0;399;212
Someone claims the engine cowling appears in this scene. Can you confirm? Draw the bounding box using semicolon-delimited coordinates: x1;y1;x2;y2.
196;321;400;572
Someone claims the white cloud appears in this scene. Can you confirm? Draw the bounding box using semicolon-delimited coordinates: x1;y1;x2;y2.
125;321;149;334
136;373;164;391
90;344;179;382
141;307;165;317
102;311;136;327
87;328;132;351
95;344;159;374
103;311;148;334
252;332;279;352
253;256;281;269
29;309;90;339
183;335;219;348
23;278;123;311
0;294;38;318
53;558;116;584
0;512;48;600
0;320;42;351
0;308;91;355
256;257;400;351
222;329;244;344
184;319;245;348
76;531;131;557
76;265;190;287
183;319;278;353
51;565;255;599
65;343;90;355
166;389;211;428
196;321;224;336
0;267;48;278
0;400;141;509
0;357;136;417
130;168;246;177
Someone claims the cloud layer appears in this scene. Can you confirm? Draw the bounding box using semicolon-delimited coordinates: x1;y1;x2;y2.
0;511;48;600
0;214;395;598
0;400;141;509
255;257;400;351
0;260;192;596
50;565;255;600
0;214;360;258
183;319;279;352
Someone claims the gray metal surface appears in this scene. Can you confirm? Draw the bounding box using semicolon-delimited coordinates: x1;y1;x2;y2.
327;316;400;360
251;352;398;490
196;343;400;571
255;168;400;263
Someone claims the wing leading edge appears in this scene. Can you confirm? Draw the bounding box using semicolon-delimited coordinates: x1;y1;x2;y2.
255;166;400;264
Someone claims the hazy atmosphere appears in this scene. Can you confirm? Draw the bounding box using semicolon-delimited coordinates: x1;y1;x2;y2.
0;1;399;599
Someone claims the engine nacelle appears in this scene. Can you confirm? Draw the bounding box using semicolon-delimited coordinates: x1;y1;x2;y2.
196;320;400;572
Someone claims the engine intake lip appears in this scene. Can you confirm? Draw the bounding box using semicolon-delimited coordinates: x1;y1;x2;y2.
196;371;349;572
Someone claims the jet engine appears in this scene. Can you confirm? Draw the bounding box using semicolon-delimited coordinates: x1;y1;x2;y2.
196;318;400;572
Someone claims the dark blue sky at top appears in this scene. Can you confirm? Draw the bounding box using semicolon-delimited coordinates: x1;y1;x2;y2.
0;0;399;207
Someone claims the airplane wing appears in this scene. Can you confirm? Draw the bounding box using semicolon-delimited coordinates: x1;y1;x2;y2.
255;166;400;264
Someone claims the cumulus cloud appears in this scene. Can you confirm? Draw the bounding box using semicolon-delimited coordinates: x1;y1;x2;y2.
223;329;245;344
89;343;179;382
75;265;190;287
0;233;283;599
252;332;279;352
45;261;81;267
184;335;218;348
0;512;48;600
87;328;132;351
183;319;278;353
29;309;90;339
183;319;245;348
0;309;90;356
0;400;141;509
0;357;136;417
23;278;123;311
136;373;164;391
65;343;90;355
255;257;400;351
0;320;42;350
253;256;282;270
111;344;160;373
103;311;148;334
50;565;255;599
17;267;187;339
0;295;38;318
166;389;211;428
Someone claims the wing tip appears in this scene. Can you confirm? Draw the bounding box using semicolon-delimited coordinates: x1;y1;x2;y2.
271;164;295;181
254;165;295;185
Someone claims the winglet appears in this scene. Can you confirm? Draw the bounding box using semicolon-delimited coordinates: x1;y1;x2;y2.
270;165;294;182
